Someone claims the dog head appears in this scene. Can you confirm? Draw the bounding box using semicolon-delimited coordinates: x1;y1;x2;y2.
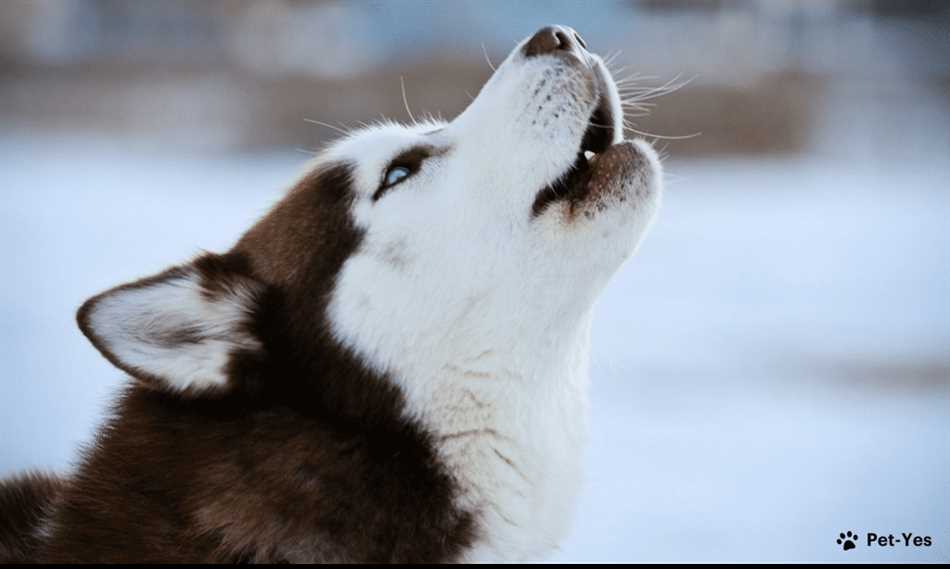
78;26;662;401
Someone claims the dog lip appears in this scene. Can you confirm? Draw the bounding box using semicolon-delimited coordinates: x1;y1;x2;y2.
580;67;616;154
531;63;621;217
531;152;592;217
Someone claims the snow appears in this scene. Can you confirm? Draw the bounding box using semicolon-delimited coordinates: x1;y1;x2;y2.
557;156;950;562
1;133;947;562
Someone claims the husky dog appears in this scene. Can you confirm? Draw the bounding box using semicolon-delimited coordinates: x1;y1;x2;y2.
0;26;661;563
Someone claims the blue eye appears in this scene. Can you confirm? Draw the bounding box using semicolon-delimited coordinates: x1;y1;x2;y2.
384;166;411;187
373;146;434;202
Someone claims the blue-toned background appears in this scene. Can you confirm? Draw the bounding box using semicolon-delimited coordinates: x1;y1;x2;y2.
1;1;948;562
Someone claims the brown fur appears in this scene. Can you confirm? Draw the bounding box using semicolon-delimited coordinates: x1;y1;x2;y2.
0;473;63;562
6;163;476;562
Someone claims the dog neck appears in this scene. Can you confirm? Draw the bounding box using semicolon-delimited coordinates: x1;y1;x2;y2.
360;307;595;562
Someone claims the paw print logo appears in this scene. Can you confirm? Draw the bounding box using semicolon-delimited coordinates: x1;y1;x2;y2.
837;530;859;551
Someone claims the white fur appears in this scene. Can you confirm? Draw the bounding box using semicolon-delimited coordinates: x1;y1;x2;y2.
323;40;663;561
85;35;662;561
85;271;261;392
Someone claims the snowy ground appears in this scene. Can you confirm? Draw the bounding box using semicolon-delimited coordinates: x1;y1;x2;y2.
1;129;948;562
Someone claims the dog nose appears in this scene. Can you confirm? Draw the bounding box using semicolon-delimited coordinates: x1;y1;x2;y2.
523;25;587;58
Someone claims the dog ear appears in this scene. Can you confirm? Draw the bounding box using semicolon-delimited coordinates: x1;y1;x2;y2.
77;254;264;396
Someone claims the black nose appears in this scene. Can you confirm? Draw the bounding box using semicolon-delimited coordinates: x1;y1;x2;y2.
523;25;587;58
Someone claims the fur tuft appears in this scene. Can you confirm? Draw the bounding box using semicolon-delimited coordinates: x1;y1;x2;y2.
0;473;63;563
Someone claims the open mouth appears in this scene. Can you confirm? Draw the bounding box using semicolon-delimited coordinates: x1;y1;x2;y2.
531;71;620;217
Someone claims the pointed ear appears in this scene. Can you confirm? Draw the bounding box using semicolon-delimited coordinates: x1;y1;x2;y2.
77;254;264;396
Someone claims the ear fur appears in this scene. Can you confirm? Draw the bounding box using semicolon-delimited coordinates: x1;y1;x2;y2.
77;254;264;396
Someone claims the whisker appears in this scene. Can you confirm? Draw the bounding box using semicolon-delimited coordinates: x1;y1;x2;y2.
303;118;351;136
618;73;683;92
618;75;694;103
614;72;659;85
619;88;687;103
566;116;699;142
620;101;654;111
400;75;417;125
624;124;702;141
603;50;622;67
566;116;613;130
620;99;656;106
481;43;497;72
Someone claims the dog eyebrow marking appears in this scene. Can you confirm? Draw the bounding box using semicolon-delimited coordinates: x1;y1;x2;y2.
372;144;451;202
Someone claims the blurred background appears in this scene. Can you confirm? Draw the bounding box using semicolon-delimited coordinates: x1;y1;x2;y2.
1;0;948;562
